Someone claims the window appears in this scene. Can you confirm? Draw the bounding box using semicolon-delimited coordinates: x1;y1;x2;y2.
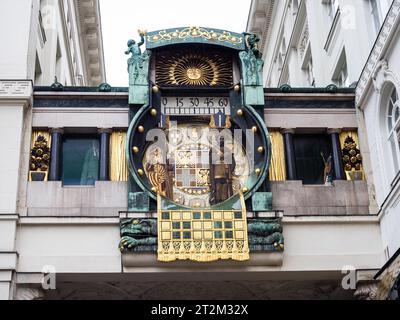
370;0;382;34
305;56;315;86
334;59;350;87
62;136;100;186
38;10;47;44
56;38;62;81
293;134;333;185
387;87;400;173
328;0;339;19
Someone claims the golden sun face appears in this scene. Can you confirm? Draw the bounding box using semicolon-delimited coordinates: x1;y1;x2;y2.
156;50;233;87
186;68;202;80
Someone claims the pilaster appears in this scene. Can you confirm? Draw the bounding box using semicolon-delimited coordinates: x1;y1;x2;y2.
0;80;33;300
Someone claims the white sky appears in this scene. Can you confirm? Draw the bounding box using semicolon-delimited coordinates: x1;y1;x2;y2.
100;0;252;86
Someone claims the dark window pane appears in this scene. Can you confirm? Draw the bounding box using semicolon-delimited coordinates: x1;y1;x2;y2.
224;221;233;229
193;212;201;219
162;212;170;220
214;231;223;239
62;136;100;186
225;231;234;239
293;134;332;185
214;221;223;229
173;232;181;239
203;212;212;219
172;222;181;229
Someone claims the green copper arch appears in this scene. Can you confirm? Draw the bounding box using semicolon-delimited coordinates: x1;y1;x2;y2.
146;27;246;51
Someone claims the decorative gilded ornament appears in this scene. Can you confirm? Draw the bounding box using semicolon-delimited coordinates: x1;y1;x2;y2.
257;146;264;153
236;109;244;117
255;168;261;176
342;136;363;172
242;187;249;193
252;126;258;133
147;27;244;48
155;49;233;86
30;135;51;174
138;126;145;133
137;169;144;176
234;84;241;92
150;109;158;117
133;146;139;154
152;86;159;93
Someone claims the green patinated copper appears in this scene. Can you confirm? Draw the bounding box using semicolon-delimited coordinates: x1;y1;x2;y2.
146;27;245;51
128;192;150;212
126;32;151;105
252;192;273;212
239;33;265;106
98;83;112;92
119;218;284;253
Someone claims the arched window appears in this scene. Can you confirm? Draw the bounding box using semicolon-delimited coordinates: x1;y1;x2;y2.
387;87;400;173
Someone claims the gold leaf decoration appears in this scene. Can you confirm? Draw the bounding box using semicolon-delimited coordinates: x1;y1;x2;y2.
156;50;233;87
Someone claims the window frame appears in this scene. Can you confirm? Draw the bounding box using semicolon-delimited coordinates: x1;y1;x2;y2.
387;87;400;174
61;134;101;186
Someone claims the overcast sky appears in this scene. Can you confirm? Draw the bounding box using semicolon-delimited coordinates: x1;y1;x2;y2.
100;0;252;86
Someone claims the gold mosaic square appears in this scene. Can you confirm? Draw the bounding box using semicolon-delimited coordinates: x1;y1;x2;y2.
162;232;171;240
213;212;222;219
224;212;233;220
204;231;213;239
193;221;202;230
172;212;181;220
161;222;171;230
203;221;212;230
182;212;191;220
235;221;244;229
194;231;202;240
235;231;244;239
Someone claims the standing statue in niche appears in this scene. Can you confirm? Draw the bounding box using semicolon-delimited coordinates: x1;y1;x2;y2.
125;30;150;85
240;33;264;86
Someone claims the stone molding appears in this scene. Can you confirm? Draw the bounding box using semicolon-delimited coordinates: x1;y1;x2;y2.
15;286;45;300
356;0;400;107
0;80;33;102
372;59;400;94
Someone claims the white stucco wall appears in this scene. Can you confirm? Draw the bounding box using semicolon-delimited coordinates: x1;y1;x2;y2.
356;1;400;259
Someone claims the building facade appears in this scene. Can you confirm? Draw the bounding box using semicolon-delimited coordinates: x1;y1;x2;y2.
247;0;400;299
2;24;389;300
0;0;105;86
0;0;105;300
1;0;399;301
247;0;392;88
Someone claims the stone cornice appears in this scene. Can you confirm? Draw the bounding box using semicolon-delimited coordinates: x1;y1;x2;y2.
74;0;106;86
246;0;276;53
356;0;400;107
0;80;33;106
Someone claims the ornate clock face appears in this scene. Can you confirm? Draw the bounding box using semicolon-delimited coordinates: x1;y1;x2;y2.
142;124;251;208
127;44;270;210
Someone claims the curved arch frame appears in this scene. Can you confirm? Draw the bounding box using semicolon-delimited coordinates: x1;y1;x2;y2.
126;103;271;210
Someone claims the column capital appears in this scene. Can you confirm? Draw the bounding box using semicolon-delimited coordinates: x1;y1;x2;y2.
98;128;113;134
50;128;64;134
0;80;33;107
281;128;296;135
327;128;342;135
